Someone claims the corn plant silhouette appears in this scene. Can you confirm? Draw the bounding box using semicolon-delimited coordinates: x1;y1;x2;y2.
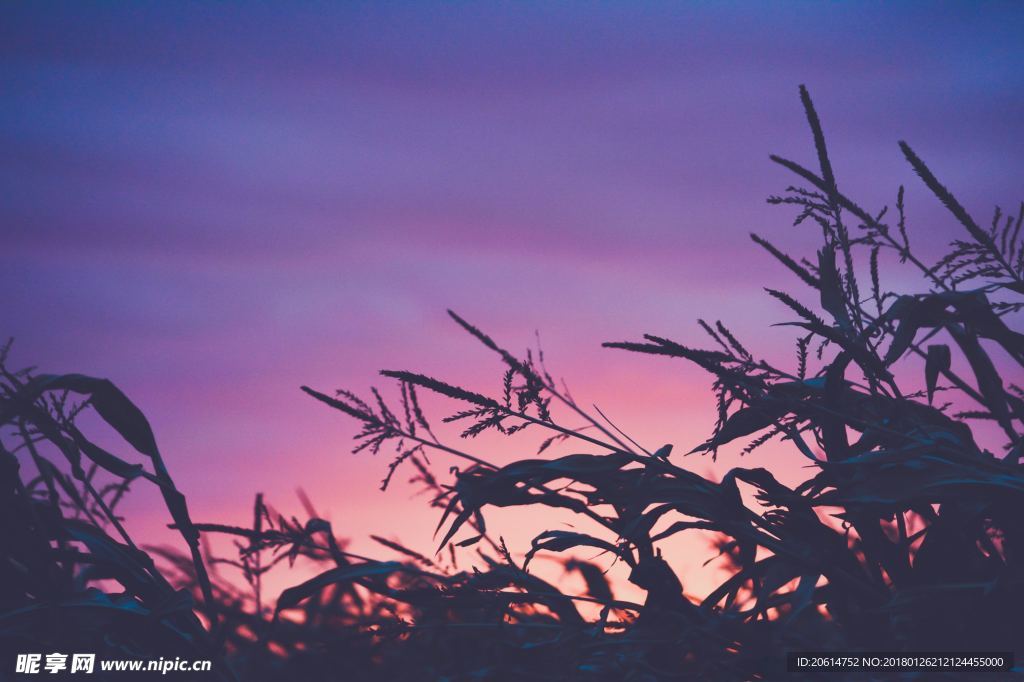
2;86;1022;680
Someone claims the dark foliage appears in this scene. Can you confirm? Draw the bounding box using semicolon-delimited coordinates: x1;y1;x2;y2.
0;360;229;679
3;87;1022;680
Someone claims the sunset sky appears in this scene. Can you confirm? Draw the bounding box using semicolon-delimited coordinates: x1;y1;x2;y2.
3;2;1023;598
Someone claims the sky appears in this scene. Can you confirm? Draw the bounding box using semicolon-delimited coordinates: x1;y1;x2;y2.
3;2;1023;600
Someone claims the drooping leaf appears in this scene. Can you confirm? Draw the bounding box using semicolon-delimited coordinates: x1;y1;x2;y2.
925;344;951;404
818;247;851;329
691;401;788;454
523;530;630;570
275;561;406;613
947;324;1013;433
31;374;160;458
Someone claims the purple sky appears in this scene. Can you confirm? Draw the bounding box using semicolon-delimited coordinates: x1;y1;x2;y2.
3;2;1023;597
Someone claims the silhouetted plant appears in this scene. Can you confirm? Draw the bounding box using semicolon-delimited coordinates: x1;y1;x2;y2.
3;86;1021;680
0;348;229;679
